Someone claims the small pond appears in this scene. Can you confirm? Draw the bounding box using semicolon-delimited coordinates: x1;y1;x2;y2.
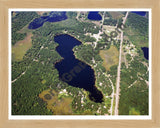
28;11;67;29
88;11;102;21
141;47;149;60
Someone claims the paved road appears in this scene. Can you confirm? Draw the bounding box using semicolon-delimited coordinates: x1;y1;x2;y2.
114;12;129;115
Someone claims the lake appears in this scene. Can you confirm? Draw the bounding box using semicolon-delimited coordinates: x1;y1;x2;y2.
28;12;67;29
88;12;102;21
54;34;103;103
141;47;149;60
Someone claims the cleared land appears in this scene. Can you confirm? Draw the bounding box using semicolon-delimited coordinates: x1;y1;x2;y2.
36;11;49;16
99;46;119;71
39;89;73;115
12;33;32;61
103;25;116;35
109;12;124;19
17;24;33;34
129;107;140;115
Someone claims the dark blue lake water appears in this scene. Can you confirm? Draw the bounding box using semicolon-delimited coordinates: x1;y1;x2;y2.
131;11;146;16
88;12;102;21
54;34;103;103
141;47;149;60
28;12;67;29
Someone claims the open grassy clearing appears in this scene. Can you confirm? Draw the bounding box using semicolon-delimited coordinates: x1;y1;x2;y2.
109;12;124;19
129;107;140;115
50;18;79;28
12;32;32;61
99;46;119;71
41;79;46;84
17;24;33;34
39;89;73;115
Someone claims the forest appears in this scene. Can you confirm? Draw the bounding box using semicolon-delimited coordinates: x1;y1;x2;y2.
124;12;149;47
119;58;148;115
127;13;148;36
12;11;112;115
119;12;149;115
12;12;39;45
11;11;149;116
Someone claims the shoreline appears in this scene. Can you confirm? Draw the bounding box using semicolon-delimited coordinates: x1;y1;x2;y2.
54;33;104;103
73;47;105;101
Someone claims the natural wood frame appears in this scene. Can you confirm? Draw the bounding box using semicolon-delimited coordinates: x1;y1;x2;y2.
0;0;160;127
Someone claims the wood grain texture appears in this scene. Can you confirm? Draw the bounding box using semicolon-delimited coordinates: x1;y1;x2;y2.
0;0;160;127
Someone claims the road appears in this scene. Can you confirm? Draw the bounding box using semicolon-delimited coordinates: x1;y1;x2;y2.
76;12;80;20
12;44;45;84
108;77;114;115
114;12;129;115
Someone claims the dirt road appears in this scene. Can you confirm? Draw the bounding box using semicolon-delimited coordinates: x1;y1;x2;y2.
114;12;129;115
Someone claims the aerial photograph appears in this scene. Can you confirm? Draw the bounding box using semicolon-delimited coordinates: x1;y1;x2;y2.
11;10;149;116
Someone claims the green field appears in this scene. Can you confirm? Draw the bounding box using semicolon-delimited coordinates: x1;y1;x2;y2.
99;46;119;71
12;33;32;61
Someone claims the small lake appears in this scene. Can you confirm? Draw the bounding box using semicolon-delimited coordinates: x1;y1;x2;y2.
131;11;146;16
88;12;102;21
28;12;67;29
54;34;103;103
141;47;149;60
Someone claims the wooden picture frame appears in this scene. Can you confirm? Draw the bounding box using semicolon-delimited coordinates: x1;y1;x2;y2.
0;0;159;127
